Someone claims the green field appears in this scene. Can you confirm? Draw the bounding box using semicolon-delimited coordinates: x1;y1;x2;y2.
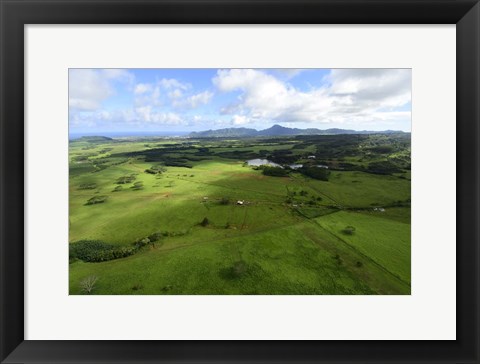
69;134;411;295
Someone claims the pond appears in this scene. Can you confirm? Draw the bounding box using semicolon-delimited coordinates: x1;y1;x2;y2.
246;159;283;168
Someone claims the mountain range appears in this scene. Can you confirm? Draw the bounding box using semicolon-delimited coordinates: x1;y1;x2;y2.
188;124;406;138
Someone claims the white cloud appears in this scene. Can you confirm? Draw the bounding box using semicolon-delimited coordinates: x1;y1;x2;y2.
69;69;134;111
168;89;183;100
213;68;411;127
134;78;205;109
174;90;213;109
159;78;191;90
134;83;162;107
151;112;185;125
69;70;112;111
188;90;213;107
214;69;319;122
79;107;187;127
134;83;152;95
232;115;250;125
70;68;411;132
328;69;411;108
130;106;186;125
102;69;135;84
274;69;305;79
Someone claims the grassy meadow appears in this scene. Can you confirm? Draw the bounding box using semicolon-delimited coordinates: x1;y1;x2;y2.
69;134;411;295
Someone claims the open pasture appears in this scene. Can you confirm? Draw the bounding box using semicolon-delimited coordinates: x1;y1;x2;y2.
315;211;411;284
69;134;411;295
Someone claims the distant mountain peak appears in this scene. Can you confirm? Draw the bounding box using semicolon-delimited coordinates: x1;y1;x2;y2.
188;125;405;138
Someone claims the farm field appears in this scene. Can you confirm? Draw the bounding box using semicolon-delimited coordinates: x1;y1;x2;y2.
69;133;411;295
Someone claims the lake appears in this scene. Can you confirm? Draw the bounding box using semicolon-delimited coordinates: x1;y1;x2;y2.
246;159;283;168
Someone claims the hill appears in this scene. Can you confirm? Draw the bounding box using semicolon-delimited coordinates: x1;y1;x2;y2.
70;136;113;143
189;127;257;138
189;124;405;138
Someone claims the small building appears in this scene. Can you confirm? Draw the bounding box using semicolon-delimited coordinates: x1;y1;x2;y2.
308;155;316;159
236;200;244;205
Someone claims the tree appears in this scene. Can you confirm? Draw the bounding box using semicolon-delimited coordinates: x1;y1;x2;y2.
261;166;288;177
299;166;330;181
116;175;136;184
219;197;230;205
342;226;356;235
85;195;107;205
366;161;401;175
80;276;98;294
131;181;144;190
148;232;162;242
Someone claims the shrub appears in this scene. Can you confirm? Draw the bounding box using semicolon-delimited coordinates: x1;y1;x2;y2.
299;166;330;181
261;166;289;177
144;165;166;175
80;276;98;294
131;284;143;291
85;196;107;205
219;261;248;280
148;232;163;242
69;240;136;263
232;261;247;277
116;175;136;184
161;285;173;292
78;183;97;190
131;181;144;190
200;217;209;227
369;145;394;154
70;240;112;261
342;226;356;235
112;185;123;192
219;197;230;205
366;161;402;175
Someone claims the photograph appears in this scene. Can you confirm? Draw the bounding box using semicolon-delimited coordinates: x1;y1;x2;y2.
2;0;478;360
69;68;411;295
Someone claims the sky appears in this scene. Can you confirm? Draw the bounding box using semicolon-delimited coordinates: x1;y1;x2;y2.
69;68;411;135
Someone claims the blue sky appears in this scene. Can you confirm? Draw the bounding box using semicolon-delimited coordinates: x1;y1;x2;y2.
69;68;411;135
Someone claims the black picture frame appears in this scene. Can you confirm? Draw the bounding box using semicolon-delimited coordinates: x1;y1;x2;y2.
1;0;479;363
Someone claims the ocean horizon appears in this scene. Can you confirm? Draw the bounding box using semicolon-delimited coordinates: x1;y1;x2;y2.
69;130;189;140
